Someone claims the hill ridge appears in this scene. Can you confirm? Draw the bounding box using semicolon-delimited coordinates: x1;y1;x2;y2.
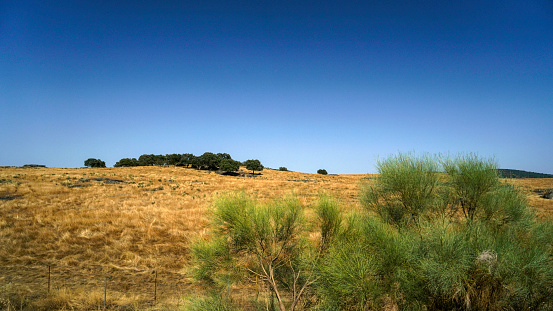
499;168;553;179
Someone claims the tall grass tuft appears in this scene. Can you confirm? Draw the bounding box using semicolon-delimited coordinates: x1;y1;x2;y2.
315;193;343;253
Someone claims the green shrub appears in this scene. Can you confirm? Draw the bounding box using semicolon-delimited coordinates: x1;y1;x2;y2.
360;153;441;228
191;192;325;311
184;292;240;311
317;152;553;310
317;169;328;175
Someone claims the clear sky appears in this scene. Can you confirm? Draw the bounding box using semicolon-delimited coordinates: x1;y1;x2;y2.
1;1;552;174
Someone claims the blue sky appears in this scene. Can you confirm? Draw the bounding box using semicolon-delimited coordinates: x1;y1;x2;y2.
1;1;552;174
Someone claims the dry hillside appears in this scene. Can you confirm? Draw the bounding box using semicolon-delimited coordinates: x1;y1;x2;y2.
1;166;552;309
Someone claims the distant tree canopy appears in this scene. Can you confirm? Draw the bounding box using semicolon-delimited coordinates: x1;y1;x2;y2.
114;158;139;167
113;152;263;174
317;169;328;175
244;159;264;175
84;158;106;168
219;159;241;173
498;169;553;179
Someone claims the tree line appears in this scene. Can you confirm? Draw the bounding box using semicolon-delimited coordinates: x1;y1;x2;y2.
108;153;263;174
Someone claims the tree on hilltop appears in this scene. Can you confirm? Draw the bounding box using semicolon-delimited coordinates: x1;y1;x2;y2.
244;159;264;175
198;152;221;171
114;158;139;167
219;159;241;173
84;158;106;168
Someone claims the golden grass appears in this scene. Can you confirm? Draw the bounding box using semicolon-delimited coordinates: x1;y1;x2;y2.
1;166;552;309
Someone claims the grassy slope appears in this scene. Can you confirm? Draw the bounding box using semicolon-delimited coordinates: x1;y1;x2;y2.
1;166;552;309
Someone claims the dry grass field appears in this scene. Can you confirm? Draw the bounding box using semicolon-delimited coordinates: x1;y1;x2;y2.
1;166;552;310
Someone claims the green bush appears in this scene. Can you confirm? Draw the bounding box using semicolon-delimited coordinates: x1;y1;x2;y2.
184;292;240;311
191;193;324;311
360;153;441;228
317;169;328;175
317;153;553;310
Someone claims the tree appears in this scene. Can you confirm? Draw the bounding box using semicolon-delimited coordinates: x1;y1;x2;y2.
198;152;221;171
279;167;288;171
114;158;139;167
317;169;328;175
219;159;240;173
165;154;185;166
138;154;157;166
243;159;263;175
84;158;106;168
179;153;197;167
217;153;232;161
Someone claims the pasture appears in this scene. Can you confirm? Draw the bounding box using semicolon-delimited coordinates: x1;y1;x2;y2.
1;166;552;309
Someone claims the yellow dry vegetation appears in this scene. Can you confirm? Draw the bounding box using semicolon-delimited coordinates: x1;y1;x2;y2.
0;166;552;309
0;166;369;309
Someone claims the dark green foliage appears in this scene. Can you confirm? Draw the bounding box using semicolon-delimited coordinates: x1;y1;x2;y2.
279;167;288;171
113;158;139;167
84;158;106;168
165;153;183;165
112;152;248;172
179;153;196;167
243;159;264;175
198;152;221;171
138;154;162;166
498;169;553;179
217;153;232;161
219;159;241;173
317;169;328;175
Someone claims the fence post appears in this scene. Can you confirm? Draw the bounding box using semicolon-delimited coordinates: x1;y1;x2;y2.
154;270;157;304
48;265;51;294
226;277;230;309
104;277;107;309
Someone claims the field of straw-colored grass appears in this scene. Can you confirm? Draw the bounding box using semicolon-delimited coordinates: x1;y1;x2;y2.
1;166;552;309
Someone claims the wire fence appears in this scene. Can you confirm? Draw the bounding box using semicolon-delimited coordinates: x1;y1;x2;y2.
1;264;195;308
